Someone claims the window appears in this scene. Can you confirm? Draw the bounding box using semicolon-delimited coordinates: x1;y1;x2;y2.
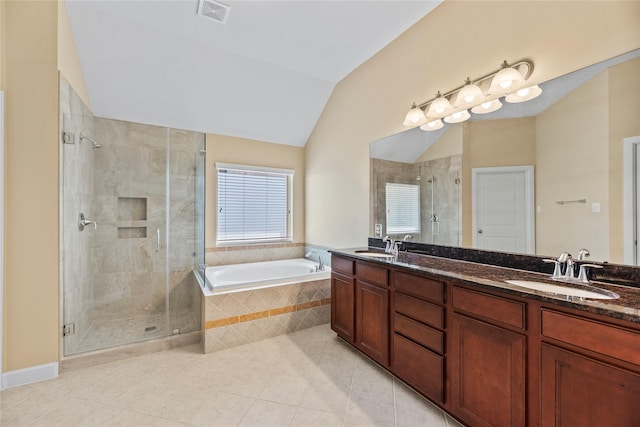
385;182;420;234
216;163;293;244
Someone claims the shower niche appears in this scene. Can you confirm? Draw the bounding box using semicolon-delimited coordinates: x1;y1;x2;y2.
60;76;205;356
117;197;147;238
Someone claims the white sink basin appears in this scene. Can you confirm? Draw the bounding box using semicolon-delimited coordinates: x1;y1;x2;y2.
504;280;619;300
355;250;394;258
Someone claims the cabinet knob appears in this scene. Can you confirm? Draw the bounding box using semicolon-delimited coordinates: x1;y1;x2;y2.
478;229;483;234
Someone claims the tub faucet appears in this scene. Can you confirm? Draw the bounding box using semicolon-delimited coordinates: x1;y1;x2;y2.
305;251;325;271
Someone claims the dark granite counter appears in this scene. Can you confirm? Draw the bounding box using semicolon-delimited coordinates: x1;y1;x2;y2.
331;248;640;325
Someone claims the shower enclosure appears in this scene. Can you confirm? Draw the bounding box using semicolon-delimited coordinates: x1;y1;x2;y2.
60;77;205;355
371;155;461;246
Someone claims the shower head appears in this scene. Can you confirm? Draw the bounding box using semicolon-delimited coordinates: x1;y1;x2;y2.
79;133;102;149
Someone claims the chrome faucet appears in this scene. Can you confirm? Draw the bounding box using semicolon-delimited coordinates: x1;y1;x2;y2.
383;236;395;254
305;251;325;271
577;248;590;260
543;251;603;284
563;255;575;279
577;263;603;283
392;241;403;260
543;252;572;279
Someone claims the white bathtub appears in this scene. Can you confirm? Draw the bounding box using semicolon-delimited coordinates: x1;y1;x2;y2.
203;258;331;296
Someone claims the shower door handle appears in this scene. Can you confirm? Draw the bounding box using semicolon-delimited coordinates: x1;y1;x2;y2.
156;228;160;253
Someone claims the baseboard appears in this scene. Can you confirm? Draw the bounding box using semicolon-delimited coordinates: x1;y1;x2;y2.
1;362;59;390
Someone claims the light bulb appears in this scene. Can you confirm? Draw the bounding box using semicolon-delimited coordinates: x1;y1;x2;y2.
489;61;525;95
443;110;470;124
471;99;503;114
456;79;484;107
420;119;444;131
505;85;542;103
403;103;427;127
427;92;453;117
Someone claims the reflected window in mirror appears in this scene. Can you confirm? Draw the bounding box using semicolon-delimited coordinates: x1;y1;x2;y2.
385;182;420;235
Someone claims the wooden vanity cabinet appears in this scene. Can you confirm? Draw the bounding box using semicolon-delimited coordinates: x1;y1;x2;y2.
391;271;446;403
354;261;390;366
331;252;640;427
330;256;355;342
331;254;389;365
449;286;527;427
539;309;640;427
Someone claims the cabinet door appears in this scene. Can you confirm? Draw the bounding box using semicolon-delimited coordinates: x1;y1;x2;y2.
450;314;526;427
331;273;355;342
541;343;640;427
355;281;389;365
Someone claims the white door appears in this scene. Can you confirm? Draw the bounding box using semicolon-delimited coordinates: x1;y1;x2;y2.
473;166;535;254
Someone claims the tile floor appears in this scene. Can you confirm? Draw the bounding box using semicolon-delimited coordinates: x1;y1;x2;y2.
0;324;464;427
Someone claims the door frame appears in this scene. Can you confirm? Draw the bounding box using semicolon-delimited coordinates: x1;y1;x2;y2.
623;136;640;265
472;165;535;254
0;92;4;386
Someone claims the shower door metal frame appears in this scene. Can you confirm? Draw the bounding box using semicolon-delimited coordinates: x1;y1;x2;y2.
623;136;640;265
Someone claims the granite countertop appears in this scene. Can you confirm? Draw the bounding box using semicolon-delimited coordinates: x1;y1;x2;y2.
331;248;640;325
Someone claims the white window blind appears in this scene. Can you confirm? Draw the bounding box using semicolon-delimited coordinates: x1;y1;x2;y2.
386;182;420;234
216;163;293;244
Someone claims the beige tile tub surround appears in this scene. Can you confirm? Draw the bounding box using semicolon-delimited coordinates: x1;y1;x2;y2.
204;278;331;353
205;242;306;266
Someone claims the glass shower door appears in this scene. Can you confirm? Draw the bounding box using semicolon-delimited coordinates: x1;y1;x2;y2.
61;106;203;355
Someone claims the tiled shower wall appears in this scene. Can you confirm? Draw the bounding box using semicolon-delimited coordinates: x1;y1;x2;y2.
91;119;202;331
60;75;96;351
371;155;462;246
60;78;204;355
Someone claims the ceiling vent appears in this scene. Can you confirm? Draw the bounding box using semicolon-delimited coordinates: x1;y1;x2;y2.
197;0;231;24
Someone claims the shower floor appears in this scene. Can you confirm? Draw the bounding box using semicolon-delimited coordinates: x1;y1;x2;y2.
72;310;200;355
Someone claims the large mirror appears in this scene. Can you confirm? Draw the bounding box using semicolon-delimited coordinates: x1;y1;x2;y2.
370;49;640;265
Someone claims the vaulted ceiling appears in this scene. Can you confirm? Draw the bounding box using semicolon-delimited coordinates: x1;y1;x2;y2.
65;0;442;147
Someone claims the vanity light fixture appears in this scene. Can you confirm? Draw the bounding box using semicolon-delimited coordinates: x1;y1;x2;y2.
403;59;538;131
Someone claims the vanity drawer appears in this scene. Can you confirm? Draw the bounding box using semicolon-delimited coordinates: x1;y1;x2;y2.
393;333;444;403
541;309;640;366
394;313;444;354
356;261;388;288
452;286;525;330
332;256;354;276
394;292;444;329
393;271;445;304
